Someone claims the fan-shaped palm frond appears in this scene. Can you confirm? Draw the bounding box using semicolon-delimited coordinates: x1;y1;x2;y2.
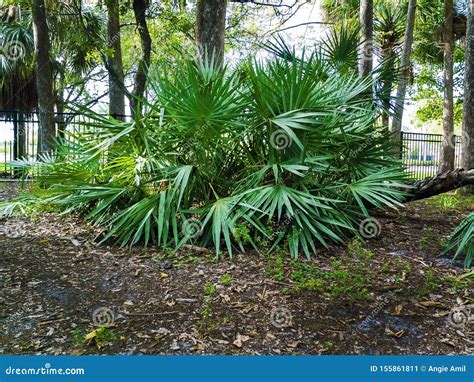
1;43;410;259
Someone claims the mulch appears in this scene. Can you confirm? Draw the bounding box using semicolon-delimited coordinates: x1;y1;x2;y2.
0;183;472;355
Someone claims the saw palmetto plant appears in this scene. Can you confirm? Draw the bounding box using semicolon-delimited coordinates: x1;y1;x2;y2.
443;212;473;268
1;44;410;258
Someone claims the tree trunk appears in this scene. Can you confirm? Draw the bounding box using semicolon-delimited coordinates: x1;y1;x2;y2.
195;0;227;67
380;53;395;130
105;0;126;118
462;0;474;192
440;0;455;173
31;0;56;154
358;0;373;77
401;169;474;202
391;0;417;147
130;0;152;116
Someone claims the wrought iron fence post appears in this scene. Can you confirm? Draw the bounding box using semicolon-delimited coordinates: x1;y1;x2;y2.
12;110;18;161
399;131;404;160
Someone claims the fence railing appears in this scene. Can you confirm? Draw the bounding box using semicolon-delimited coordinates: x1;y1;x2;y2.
400;131;462;179
0;110;133;177
0;111;465;180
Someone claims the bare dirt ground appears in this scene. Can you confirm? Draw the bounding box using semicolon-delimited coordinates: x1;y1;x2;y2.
1;183;473;355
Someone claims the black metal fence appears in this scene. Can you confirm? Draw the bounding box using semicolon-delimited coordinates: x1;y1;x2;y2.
0;111;94;176
0;111;465;179
400;131;462;179
0;110;132;177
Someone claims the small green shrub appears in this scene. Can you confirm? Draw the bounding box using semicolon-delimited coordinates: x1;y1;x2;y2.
94;327;117;347
442;274;471;291
220;273;232;286
200;282;217;331
418;269;440;297
265;248;286;281
71;328;85;346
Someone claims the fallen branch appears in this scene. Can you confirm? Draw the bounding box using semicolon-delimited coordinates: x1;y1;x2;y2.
401;168;474;202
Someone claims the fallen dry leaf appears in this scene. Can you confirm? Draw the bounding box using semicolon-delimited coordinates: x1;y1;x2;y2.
190;343;205;351
266;333;276;341
385;327;406;338
416;301;443;308
288;341;301;348
440;338;456;347
233;334;250;348
391;304;403;316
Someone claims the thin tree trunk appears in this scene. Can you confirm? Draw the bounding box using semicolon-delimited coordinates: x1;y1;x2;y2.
359;0;373;77
31;0;56;155
391;0;417;148
106;0;126;118
195;0;227;67
462;1;474;176
130;0;151;116
380;53;395;130
440;0;455;172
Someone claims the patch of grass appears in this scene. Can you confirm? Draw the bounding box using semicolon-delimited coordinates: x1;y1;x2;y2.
324;341;335;350
220;273;232;286
403;261;412;278
94;327;117;348
381;261;391;274
284;239;374;303
71;328;85;346
442;271;473;291
418;269;440;297
325;256;373;303
437;236;448;248
187;255;201;263
200;282;217;331
265;248;286;281
419;236;430;250
426;193;474;212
